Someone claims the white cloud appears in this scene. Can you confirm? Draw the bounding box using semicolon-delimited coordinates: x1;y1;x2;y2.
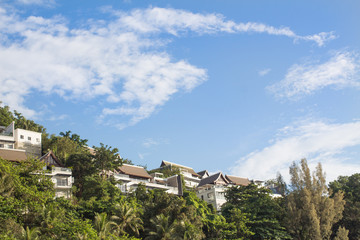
259;68;271;76
269;51;360;99
0;6;335;128
230;120;360;182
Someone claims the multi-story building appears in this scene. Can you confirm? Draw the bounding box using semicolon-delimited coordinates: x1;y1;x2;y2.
154;160;202;188
196;172;230;211
114;164;181;195
40;151;73;199
0;121;42;157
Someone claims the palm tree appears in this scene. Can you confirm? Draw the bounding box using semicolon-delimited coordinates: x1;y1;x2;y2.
111;201;143;236
20;226;40;240
94;212;117;239
145;214;177;240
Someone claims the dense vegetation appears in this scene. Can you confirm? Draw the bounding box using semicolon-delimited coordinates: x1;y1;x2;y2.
1;104;359;239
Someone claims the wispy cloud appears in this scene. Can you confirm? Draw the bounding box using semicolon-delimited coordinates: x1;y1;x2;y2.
48;114;68;121
16;0;55;6
142;137;169;148
230;119;360;182
269;51;360;99
111;7;335;46
0;6;335;128
258;68;271;76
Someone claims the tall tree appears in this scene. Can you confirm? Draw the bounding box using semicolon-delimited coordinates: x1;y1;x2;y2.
67;152;96;199
286;159;346;240
329;173;360;240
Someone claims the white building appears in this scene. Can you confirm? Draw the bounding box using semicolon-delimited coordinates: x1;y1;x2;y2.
0;122;42;157
40;151;73;199
196;172;230;211
155;160;202;188
114;164;180;195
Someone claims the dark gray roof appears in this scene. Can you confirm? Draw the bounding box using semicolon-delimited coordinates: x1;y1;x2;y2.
197;170;209;178
198;172;229;187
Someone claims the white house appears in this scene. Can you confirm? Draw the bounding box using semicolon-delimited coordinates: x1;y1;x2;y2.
0;121;42;157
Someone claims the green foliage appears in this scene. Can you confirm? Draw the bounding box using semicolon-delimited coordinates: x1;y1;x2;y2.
67;152;97;199
43;133;89;164
93;143;123;176
223;183;290;240
0;103;15;127
329;173;360;240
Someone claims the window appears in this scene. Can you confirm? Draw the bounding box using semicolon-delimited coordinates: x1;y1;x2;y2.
0;144;4;148
36;138;40;142
56;178;68;186
28;136;31;141
20;135;24;139
7;144;13;149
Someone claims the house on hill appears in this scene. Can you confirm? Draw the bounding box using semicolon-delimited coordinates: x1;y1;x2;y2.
154;160;201;188
196;172;230;211
40;151;73;199
113;164;180;195
0;121;42;157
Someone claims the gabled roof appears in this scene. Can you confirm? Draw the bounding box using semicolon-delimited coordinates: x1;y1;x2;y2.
197;170;209;178
40;151;64;167
225;175;250;186
160;160;200;177
118;164;153;179
0;149;27;162
198;172;229;187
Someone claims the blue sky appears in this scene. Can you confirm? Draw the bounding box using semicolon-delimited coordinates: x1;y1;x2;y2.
1;0;360;181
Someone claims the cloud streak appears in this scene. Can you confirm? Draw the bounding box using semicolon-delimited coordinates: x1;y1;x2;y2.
0;6;335;128
230;120;360;182
269;51;360;99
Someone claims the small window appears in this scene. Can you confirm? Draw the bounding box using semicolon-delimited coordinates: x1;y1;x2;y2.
36;138;40;142
20;135;24;139
0;144;4;148
7;144;13;149
28;136;31;141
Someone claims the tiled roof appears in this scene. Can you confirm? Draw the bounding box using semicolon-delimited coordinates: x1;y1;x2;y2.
198;172;229;187
161;160;200;177
0;149;27;162
225;175;250;186
118;164;153;179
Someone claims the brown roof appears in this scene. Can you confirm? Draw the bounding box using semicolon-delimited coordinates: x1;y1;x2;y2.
118;164;153;179
160;160;200;177
0;149;27;162
40;151;64;167
225;175;250;186
198;172;229;187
